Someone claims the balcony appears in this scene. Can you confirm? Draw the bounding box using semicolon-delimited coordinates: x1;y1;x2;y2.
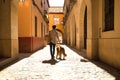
44;10;49;23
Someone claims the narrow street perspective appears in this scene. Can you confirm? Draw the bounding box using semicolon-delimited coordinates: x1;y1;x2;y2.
0;45;119;80
0;0;120;80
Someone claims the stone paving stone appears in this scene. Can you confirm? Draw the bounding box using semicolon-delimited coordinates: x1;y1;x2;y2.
0;45;119;80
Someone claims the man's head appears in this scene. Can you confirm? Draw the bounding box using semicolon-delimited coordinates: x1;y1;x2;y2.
52;25;56;29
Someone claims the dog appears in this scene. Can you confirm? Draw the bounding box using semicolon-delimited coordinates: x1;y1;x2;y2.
56;45;67;60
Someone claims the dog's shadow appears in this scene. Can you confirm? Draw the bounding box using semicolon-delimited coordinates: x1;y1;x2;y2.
42;59;59;65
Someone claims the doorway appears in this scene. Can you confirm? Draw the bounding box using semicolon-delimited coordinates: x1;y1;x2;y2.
84;7;87;49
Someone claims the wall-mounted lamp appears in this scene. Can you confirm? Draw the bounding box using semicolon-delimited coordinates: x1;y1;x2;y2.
20;0;25;2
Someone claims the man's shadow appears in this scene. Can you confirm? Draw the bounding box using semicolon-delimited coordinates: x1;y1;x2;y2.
42;59;59;65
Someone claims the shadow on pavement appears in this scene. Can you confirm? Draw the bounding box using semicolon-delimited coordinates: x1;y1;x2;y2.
80;59;89;62
66;45;120;80
0;53;32;71
90;60;120;80
42;59;59;65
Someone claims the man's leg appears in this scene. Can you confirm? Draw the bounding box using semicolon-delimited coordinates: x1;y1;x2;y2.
52;44;56;59
49;42;53;59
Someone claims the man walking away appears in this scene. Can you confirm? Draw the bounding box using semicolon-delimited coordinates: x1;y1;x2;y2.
49;25;60;60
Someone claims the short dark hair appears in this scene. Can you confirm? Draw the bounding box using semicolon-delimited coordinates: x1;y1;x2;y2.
52;25;56;29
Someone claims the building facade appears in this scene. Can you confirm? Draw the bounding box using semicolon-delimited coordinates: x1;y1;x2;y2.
0;0;19;66
0;0;49;67
18;0;49;53
64;0;120;69
48;7;64;43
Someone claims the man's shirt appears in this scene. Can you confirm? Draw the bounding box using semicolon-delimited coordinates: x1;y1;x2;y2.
49;29;59;44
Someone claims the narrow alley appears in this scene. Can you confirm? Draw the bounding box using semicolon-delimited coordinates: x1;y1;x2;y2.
0;0;120;79
0;45;119;80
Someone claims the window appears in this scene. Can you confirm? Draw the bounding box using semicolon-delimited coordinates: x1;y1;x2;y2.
54;17;60;25
3;0;5;3
35;16;37;37
41;23;43;37
104;0;114;31
41;0;43;7
44;0;45;5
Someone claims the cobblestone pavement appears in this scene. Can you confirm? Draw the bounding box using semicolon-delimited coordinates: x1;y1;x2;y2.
0;45;120;80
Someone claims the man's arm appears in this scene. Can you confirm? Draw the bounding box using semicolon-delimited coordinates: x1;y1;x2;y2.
55;31;60;43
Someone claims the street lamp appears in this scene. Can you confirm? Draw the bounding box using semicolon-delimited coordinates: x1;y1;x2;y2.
20;0;25;2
